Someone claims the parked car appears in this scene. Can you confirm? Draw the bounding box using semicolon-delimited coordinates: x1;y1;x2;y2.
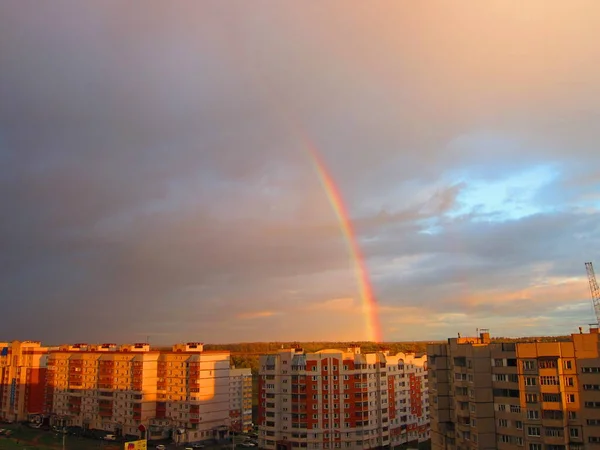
156;445;166;450
104;434;117;441
192;445;205;448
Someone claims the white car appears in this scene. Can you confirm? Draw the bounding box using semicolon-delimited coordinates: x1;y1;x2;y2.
104;435;117;441
156;446;166;450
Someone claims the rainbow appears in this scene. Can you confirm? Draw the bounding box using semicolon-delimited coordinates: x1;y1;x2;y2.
307;146;383;342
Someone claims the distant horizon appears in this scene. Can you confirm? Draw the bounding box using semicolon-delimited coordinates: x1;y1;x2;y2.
2;332;584;349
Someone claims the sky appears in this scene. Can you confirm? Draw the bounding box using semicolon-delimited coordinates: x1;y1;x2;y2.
1;1;600;344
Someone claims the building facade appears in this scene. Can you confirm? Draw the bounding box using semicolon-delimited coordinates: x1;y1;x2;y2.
229;368;253;433
0;341;49;422
428;327;600;450
257;346;429;450
46;342;231;443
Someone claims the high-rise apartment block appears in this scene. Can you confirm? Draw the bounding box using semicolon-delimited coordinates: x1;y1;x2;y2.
230;368;253;433
0;341;49;422
258;346;429;450
45;342;238;443
428;327;600;450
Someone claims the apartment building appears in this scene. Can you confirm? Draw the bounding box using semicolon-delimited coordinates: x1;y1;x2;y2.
229;368;253;433
46;342;230;443
257;346;429;450
0;341;49;422
428;327;600;450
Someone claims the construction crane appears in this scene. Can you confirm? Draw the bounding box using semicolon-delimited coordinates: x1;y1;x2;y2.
585;262;600;326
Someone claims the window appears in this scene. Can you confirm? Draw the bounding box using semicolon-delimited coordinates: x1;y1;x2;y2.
525;377;537;386
545;427;562;437
567;394;576;403
570;428;580;438
584;384;600;390
569;411;578;420
538;359;557;369
510;405;521;413
526;410;539;420
564;360;573;369
540;376;559;385
527;426;540;437
526;393;538;403
542;393;561;402
498;419;508;427
566;377;574;387
523;360;536;370
582;367;600;373
516;420;523;429
498;434;510;443
543;410;563;420
529;445;542;450
494;359;504;367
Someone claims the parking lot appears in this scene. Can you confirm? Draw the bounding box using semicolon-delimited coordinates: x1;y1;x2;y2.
0;424;258;450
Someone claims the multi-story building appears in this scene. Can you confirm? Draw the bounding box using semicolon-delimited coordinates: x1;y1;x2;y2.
46;342;230;443
428;326;600;450
0;340;49;422
257;346;429;450
385;352;430;446
229;368;253;433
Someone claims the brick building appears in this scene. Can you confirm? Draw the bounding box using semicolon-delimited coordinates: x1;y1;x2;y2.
0;341;49;422
46;342;231;443
428;327;600;450
229;368;253;433
258;346;429;449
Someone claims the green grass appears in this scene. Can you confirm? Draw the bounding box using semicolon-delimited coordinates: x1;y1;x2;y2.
0;425;121;450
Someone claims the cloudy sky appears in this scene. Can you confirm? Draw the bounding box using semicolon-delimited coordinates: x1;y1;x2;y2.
1;1;600;344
